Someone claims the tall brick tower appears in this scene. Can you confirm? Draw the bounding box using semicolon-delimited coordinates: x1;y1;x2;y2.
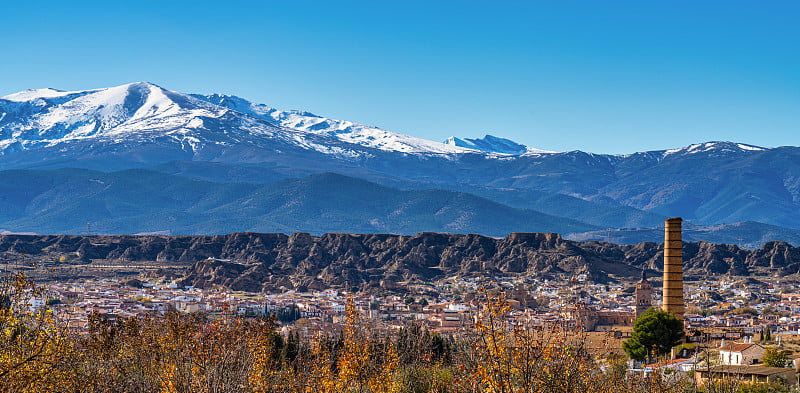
662;217;684;322
635;269;652;318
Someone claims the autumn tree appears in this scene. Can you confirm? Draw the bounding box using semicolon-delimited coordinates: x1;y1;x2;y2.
762;348;790;368
304;298;400;393
461;289;618;393
0;272;76;392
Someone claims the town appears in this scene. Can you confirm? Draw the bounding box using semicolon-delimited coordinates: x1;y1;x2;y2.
21;218;800;389
42;269;800;341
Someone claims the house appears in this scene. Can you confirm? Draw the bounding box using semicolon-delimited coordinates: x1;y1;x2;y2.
719;342;766;365
431;309;464;329
696;365;797;387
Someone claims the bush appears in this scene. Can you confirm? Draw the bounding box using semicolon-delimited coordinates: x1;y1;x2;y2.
762;348;790;368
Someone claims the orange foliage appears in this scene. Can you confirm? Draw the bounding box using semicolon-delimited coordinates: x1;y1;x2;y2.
0;274;747;393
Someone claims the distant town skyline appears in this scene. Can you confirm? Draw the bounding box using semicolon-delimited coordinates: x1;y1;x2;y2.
1;1;797;154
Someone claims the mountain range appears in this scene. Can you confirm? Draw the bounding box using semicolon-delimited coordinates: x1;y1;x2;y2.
2;82;799;248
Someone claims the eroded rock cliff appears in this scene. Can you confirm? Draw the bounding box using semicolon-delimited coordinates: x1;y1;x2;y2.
1;232;798;292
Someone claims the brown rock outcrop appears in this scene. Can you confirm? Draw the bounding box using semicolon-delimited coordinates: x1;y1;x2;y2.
1;232;798;292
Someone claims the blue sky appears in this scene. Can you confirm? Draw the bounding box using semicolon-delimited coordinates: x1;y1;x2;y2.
1;0;797;154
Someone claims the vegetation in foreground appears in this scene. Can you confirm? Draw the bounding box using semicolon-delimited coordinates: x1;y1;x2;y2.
1;273;797;393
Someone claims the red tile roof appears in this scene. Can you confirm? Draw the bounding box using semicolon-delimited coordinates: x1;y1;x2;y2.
719;343;759;353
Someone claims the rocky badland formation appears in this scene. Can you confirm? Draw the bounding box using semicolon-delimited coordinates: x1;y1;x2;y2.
2;232;799;292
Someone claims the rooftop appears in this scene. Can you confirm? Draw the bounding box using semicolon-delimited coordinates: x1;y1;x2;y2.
719;343;760;353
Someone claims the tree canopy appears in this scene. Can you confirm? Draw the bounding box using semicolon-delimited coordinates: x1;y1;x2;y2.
762;348;790;368
623;308;684;361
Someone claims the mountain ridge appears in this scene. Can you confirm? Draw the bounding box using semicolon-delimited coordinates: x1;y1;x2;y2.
1;82;779;159
0;168;597;236
1;167;798;248
2;82;800;240
442;134;552;155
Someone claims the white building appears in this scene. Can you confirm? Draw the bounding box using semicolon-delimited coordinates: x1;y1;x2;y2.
719;342;766;366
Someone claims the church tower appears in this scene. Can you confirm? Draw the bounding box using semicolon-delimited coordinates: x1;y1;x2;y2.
635;269;653;318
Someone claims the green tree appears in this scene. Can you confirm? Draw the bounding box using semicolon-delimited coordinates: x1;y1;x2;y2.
404;296;415;305
765;328;772;341
623;308;684;361
272;304;301;323
762;348;789;368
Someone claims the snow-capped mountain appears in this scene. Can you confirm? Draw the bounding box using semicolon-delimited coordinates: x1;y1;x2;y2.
0;81;558;157
0;83;225;147
443;134;554;155
195;93;558;156
1;82;764;161
660;141;765;158
3;82;800;235
0;82;378;160
191;93;476;154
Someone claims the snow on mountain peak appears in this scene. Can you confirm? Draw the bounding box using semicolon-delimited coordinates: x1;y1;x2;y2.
735;143;765;151
3;83;564;158
1;82;476;159
0;82;243;152
192;93;475;154
1;82;159;103
662;141;766;158
9;83;772;163
1;88;76;102
444;134;554;155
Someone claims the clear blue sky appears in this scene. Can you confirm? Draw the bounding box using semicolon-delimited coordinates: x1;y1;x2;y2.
1;0;797;154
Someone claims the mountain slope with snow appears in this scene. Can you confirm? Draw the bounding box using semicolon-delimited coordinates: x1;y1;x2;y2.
660;141;766;158
0;82;382;161
1;83;222;147
442;134;555;155
191;93;478;154
2;82;800;237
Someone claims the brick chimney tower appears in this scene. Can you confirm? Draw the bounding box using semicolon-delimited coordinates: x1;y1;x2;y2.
662;217;684;322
